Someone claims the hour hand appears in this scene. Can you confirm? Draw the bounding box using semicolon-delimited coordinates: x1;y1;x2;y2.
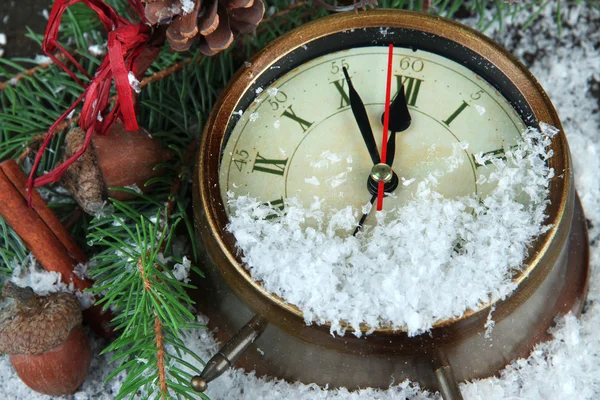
381;85;412;166
342;67;380;165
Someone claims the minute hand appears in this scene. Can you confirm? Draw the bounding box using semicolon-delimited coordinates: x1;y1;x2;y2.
342;67;380;165
382;85;412;166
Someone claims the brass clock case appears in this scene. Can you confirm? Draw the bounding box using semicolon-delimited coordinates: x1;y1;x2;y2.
193;10;589;391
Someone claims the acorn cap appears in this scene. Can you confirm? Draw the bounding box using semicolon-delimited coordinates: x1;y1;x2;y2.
0;283;82;356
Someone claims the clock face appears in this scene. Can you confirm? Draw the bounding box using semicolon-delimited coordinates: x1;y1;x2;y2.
219;46;525;227
195;13;581;387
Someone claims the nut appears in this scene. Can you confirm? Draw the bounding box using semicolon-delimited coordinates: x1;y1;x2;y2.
62;122;171;214
0;283;91;395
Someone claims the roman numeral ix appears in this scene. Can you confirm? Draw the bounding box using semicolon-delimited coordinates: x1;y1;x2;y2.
252;153;288;176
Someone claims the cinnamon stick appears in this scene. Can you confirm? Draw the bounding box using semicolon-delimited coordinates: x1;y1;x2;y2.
0;159;113;337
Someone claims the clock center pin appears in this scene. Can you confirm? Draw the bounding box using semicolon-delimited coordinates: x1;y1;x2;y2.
370;163;393;183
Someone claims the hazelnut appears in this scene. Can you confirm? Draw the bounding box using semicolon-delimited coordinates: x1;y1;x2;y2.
62;122;171;214
0;283;91;396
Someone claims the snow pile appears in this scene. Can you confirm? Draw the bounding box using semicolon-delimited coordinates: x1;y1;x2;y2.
7;255;96;310
496;5;600;243
181;315;436;400
226;126;555;337
462;305;600;399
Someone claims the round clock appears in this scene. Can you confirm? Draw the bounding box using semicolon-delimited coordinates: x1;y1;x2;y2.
191;10;589;397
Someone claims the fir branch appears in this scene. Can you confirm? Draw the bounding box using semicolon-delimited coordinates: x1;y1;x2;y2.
0;54;68;91
137;252;169;398
154;315;168;397
7;1;316;169
89;203;204;399
0;216;28;277
314;0;378;12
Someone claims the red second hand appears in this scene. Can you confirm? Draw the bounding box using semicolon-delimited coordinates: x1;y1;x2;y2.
377;44;394;211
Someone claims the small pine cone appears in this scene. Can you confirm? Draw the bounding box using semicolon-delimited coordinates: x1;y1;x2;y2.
145;0;265;54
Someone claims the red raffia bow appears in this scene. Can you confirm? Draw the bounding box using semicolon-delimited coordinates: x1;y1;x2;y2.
27;0;151;203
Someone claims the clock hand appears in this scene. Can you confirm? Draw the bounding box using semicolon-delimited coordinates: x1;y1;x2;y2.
376;44;395;211
355;90;406;235
382;86;412;166
342;66;380;165
353;194;377;236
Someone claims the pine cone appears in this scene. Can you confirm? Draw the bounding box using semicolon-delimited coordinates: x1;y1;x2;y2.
145;0;265;55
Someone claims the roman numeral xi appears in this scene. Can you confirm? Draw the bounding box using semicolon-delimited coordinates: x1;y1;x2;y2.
331;79;351;109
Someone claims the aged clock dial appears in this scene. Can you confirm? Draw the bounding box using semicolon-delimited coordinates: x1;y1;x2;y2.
192;10;588;396
219;46;525;229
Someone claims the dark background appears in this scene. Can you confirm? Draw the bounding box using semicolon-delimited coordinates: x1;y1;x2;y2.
0;0;50;59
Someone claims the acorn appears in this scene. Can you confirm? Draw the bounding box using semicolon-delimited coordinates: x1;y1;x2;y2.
0;282;91;396
61;121;171;215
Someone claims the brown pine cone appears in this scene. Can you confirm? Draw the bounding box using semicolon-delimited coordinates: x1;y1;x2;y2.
145;0;265;54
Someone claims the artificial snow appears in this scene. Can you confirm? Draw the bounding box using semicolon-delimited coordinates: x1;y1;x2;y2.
226;126;554;337
172;257;192;283
304;176;320;186
33;55;52;65
124;183;142;194
88;44;106;56
310;150;343;169
127;71;141;94
7;256;96;311
401;177;416;186
180;0;195;14
3;3;600;399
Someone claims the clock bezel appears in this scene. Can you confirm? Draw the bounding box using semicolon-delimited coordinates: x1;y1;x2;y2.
196;9;570;334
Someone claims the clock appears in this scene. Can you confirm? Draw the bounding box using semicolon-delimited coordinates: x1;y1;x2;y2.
191;10;589;397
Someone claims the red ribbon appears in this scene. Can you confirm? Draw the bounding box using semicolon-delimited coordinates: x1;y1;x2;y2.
27;0;151;201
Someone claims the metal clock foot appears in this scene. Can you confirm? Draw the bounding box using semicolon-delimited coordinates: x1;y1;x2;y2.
191;315;267;393
433;358;464;400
